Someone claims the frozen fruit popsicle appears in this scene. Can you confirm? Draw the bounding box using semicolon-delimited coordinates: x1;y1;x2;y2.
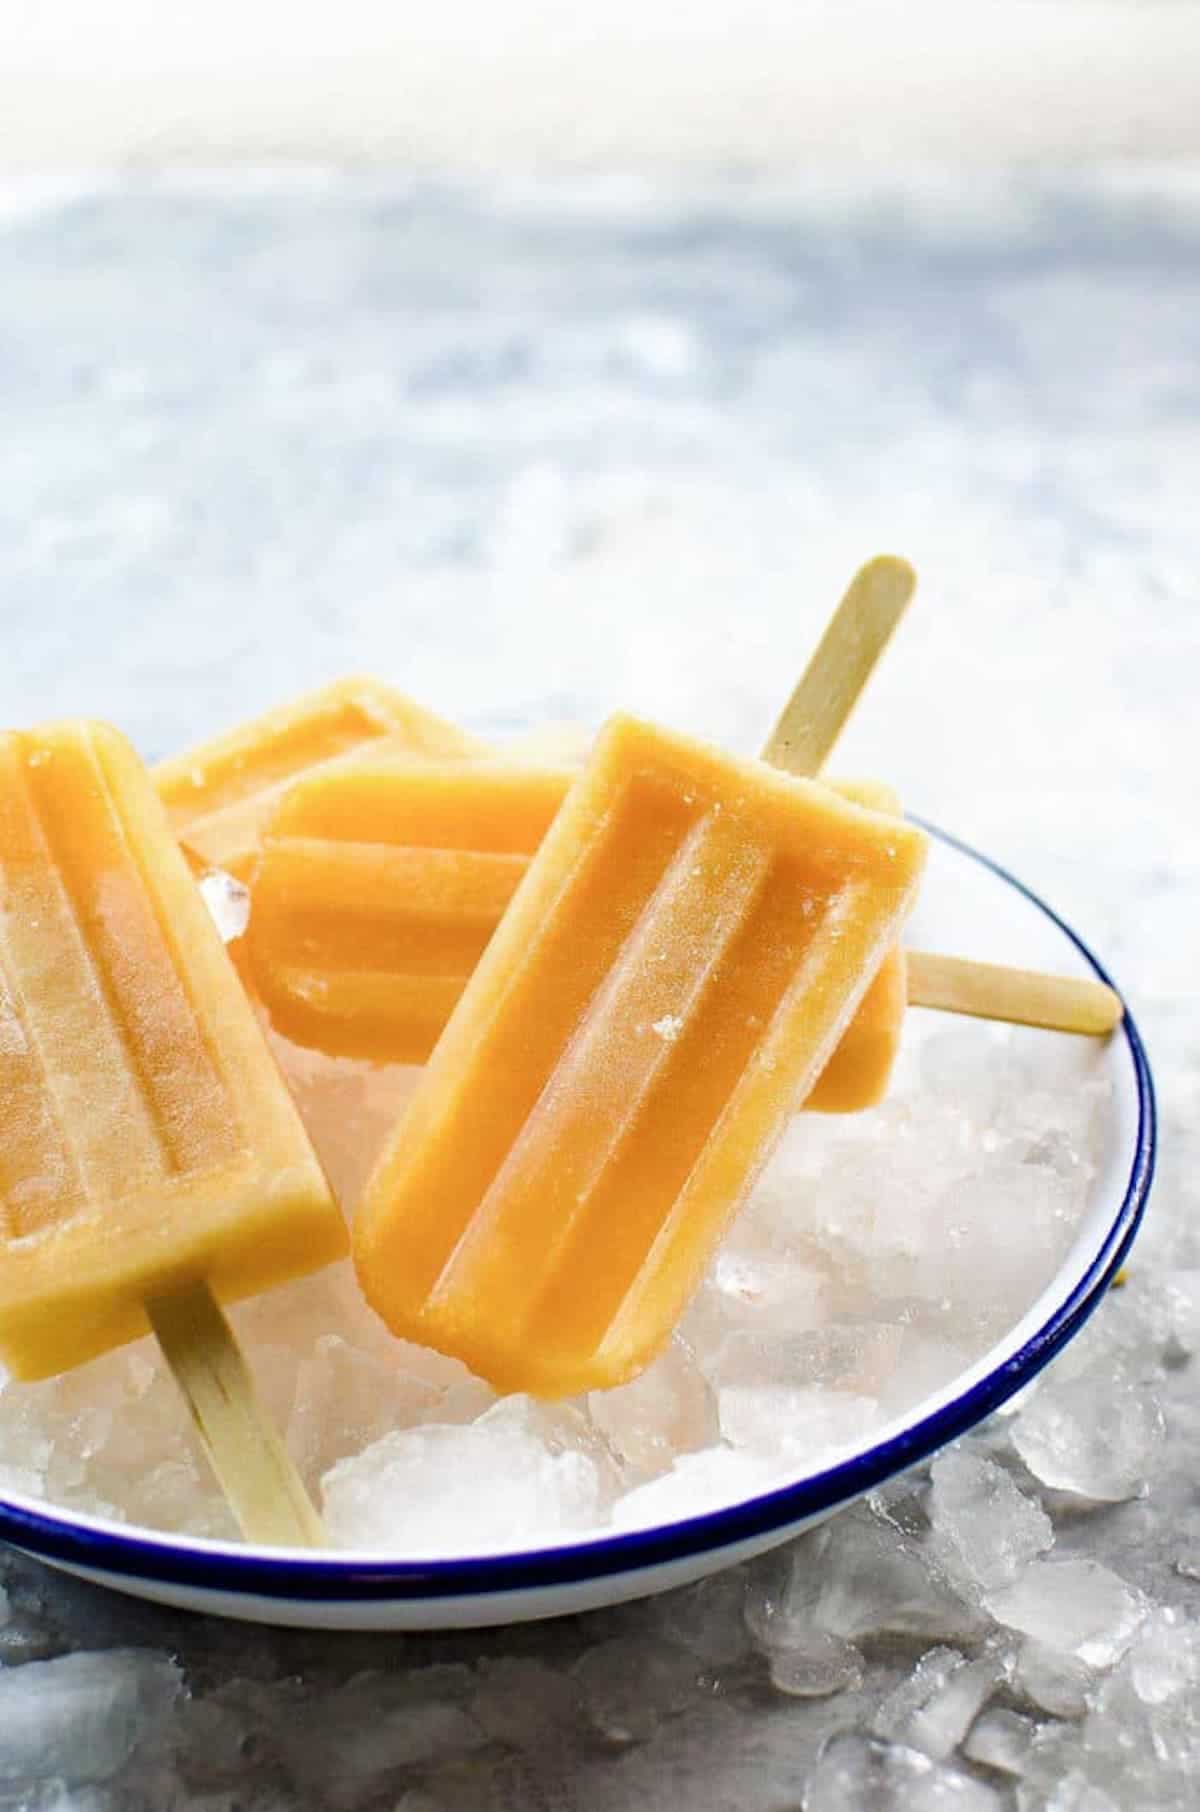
247;760;574;1064
155;674;485;881
351;554;929;1394
353;711;928;1396
245;758;907;1110
0;721;348;1543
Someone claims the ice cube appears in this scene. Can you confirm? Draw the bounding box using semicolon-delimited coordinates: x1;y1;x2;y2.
714;1320;904;1398
610;1445;780;1529
1014;1638;1095;1719
588;1336;718;1480
286;1331;492;1487
765;1633;865;1699
766;1504;986;1646
654;1569;752;1668
682;1227;833;1355
1127;1609;1200;1706
986;1558;1146;1669
743;1549;865;1697
928;1447;1052;1595
1010;1365;1165;1502
874;1645;1009;1759
803;1733;1005;1811
322;1397;604;1551
0;1650;180;1785
1059;1611;1200;1804
876;1330;975;1418
265;1032;420;1213
921;1160;1080;1340
717;1383;880;1465
962;1707;1036;1776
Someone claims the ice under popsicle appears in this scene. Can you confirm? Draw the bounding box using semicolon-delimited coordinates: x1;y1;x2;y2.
245;758;907;1110
352;713;928;1396
0;720;348;1385
155;674;484;882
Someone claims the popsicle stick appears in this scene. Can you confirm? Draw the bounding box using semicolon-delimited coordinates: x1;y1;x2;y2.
905;950;1123;1036
761;554;916;778
147;1280;325;1548
758;558;1122;1042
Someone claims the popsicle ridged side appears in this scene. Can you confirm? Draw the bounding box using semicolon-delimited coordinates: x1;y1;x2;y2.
354;714;928;1397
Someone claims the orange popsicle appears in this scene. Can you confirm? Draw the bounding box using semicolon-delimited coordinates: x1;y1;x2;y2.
155;674;484;881
247;760;573;1064
353;712;928;1396
0;721;347;1541
245;759;907;1110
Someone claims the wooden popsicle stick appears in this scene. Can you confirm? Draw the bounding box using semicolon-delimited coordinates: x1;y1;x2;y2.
905;950;1123;1035
761;554;916;777
762;557;1121;1043
147;1279;325;1548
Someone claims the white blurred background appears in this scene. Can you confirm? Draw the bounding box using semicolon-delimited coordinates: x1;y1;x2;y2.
3;1;1200;169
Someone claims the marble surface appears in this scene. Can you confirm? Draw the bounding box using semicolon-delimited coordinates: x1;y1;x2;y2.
0;166;1197;1808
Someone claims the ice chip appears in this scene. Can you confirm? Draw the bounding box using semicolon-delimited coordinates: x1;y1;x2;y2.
0;1650;181;1786
928;1447;1052;1594
1014;1638;1096;1719
610;1445;780;1529
1011;1364;1165;1502
803;1733;1005;1811
986;1558;1146;1669
962;1707;1036;1776
265;1036;420;1215
655;1569;752;1668
718;1383;880;1463
743;1549;866;1697
766;1633;865;1699
688;1238;832;1351
783;1503;987;1645
874;1645;1009;1759
588;1336;717;1480
322;1398;603;1552
1126;1609;1200;1707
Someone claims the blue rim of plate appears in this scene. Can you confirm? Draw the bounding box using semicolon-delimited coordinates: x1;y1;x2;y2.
0;820;1156;1602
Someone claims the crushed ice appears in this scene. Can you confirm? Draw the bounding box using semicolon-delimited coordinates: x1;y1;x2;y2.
0;1015;1113;1556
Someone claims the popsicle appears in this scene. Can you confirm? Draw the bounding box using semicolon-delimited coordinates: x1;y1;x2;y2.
155;674;484;881
247;760;575;1064
0;720;347;1543
244;758;907;1108
352;558;929;1395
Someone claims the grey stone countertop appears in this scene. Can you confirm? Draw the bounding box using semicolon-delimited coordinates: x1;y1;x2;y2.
0;167;1196;1809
